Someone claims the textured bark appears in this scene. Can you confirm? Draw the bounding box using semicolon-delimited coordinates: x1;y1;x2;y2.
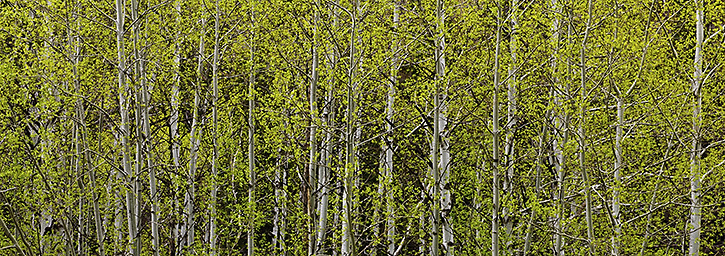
503;0;518;253
308;3;320;254
689;1;703;255
435;1;452;255
171;1;183;254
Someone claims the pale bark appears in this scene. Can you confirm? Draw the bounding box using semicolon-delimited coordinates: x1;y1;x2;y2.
385;2;400;255
579;0;594;253
689;1;703;255
612;6;622;255
130;0;148;254
315;4;337;251
185;14;206;251
503;0;518;253
549;0;567;253
436;0;452;255
274;145;288;255
171;1;183;254
309;2;320;254
247;7;257;255
70;11;104;255
523;123;547;256
342;3;357;254
492;6;502;255
115;0;139;254
210;0;221;254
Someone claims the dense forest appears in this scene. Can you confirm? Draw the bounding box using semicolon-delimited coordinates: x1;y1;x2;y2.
1;0;725;255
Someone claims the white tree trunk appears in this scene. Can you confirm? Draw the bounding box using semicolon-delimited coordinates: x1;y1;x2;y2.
492;6;502;256
385;3;399;255
316;7;337;250
115;0;139;254
185;14;206;252
436;1;452;255
309;3;320;254
549;0;567;253
342;5;357;255
171;1;183;254
689;1;703;255
210;0;221;254
503;0;518;253
579;1;594;253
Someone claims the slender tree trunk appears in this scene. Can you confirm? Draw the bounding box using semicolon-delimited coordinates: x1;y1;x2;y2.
689;1;703;255
611;5;622;255
115;0;139;254
247;7;257;255
342;5;357;255
435;1;452;255
492;6;502;256
274;144;288;255
579;1;594;254
131;0;143;254
185;14;206;252
316;5;337;251
171;1;183;254
549;0;567;253
210;0;221;254
384;3;399;255
503;0;518;253
523;122;547;255
309;3;320;254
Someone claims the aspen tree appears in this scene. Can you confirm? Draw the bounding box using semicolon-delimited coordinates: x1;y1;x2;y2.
316;2;338;253
549;0;568;253
492;4;502;255
309;1;320;254
185;11;206;251
386;2;400;255
689;0;704;255
435;0;452;254
171;1;183;253
579;0;594;253
114;0;140;254
503;0;518;252
210;0;221;254
247;3;257;255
